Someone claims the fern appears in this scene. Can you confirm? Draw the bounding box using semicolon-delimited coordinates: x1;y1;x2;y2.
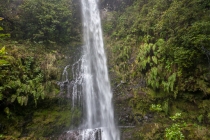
156;82;160;89
141;60;147;70
0;47;10;66
22;96;28;106
17;96;21;105
11;94;17;103
151;67;158;77
0;46;6;55
152;56;158;64
155;38;165;47
152;44;156;51
147;56;151;64
161;73;177;93
168;73;176;91
162;81;170;93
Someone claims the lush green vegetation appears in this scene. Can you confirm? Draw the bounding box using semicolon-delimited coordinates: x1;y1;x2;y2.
0;0;81;44
103;0;210;139
105;0;210;96
1;0;210;139
0;0;81;139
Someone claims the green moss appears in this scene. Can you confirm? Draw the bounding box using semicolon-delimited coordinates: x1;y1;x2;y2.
26;107;72;137
0;114;23;138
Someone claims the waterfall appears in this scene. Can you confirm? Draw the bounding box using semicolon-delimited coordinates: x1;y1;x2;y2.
80;0;119;139
59;0;120;139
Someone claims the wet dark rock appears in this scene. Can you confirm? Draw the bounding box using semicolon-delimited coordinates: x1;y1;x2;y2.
137;118;143;123
147;113;153;118
143;116;148;121
58;129;102;140
0;123;5;132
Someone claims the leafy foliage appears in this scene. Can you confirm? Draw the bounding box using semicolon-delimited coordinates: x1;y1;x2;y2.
0;0;79;138
19;0;77;43
103;1;210;139
0;44;60;108
165;113;185;140
0;46;10;66
150;104;162;112
105;0;210;98
0;46;44;106
165;123;185;140
0;17;10;38
0;0;81;44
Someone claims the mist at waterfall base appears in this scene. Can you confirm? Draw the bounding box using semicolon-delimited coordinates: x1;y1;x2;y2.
58;0;120;139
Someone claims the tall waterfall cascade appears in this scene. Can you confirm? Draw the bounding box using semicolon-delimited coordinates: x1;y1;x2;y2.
59;0;120;139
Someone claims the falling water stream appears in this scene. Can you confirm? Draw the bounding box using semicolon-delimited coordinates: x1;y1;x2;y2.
59;0;120;139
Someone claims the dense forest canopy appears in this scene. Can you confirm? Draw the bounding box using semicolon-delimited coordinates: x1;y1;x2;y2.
0;0;81;44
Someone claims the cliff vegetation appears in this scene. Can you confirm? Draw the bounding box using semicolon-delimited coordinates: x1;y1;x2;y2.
0;0;82;139
102;0;210;139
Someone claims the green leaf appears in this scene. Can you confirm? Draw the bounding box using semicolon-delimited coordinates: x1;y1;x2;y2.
11;94;17;103
41;91;45;100
17;96;22;104
0;59;10;67
24;96;28;106
152;56;158;64
21;96;24;106
4;107;9;115
0;46;6;55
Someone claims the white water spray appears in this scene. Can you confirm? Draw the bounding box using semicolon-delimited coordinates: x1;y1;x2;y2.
80;0;120;139
59;0;120;139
